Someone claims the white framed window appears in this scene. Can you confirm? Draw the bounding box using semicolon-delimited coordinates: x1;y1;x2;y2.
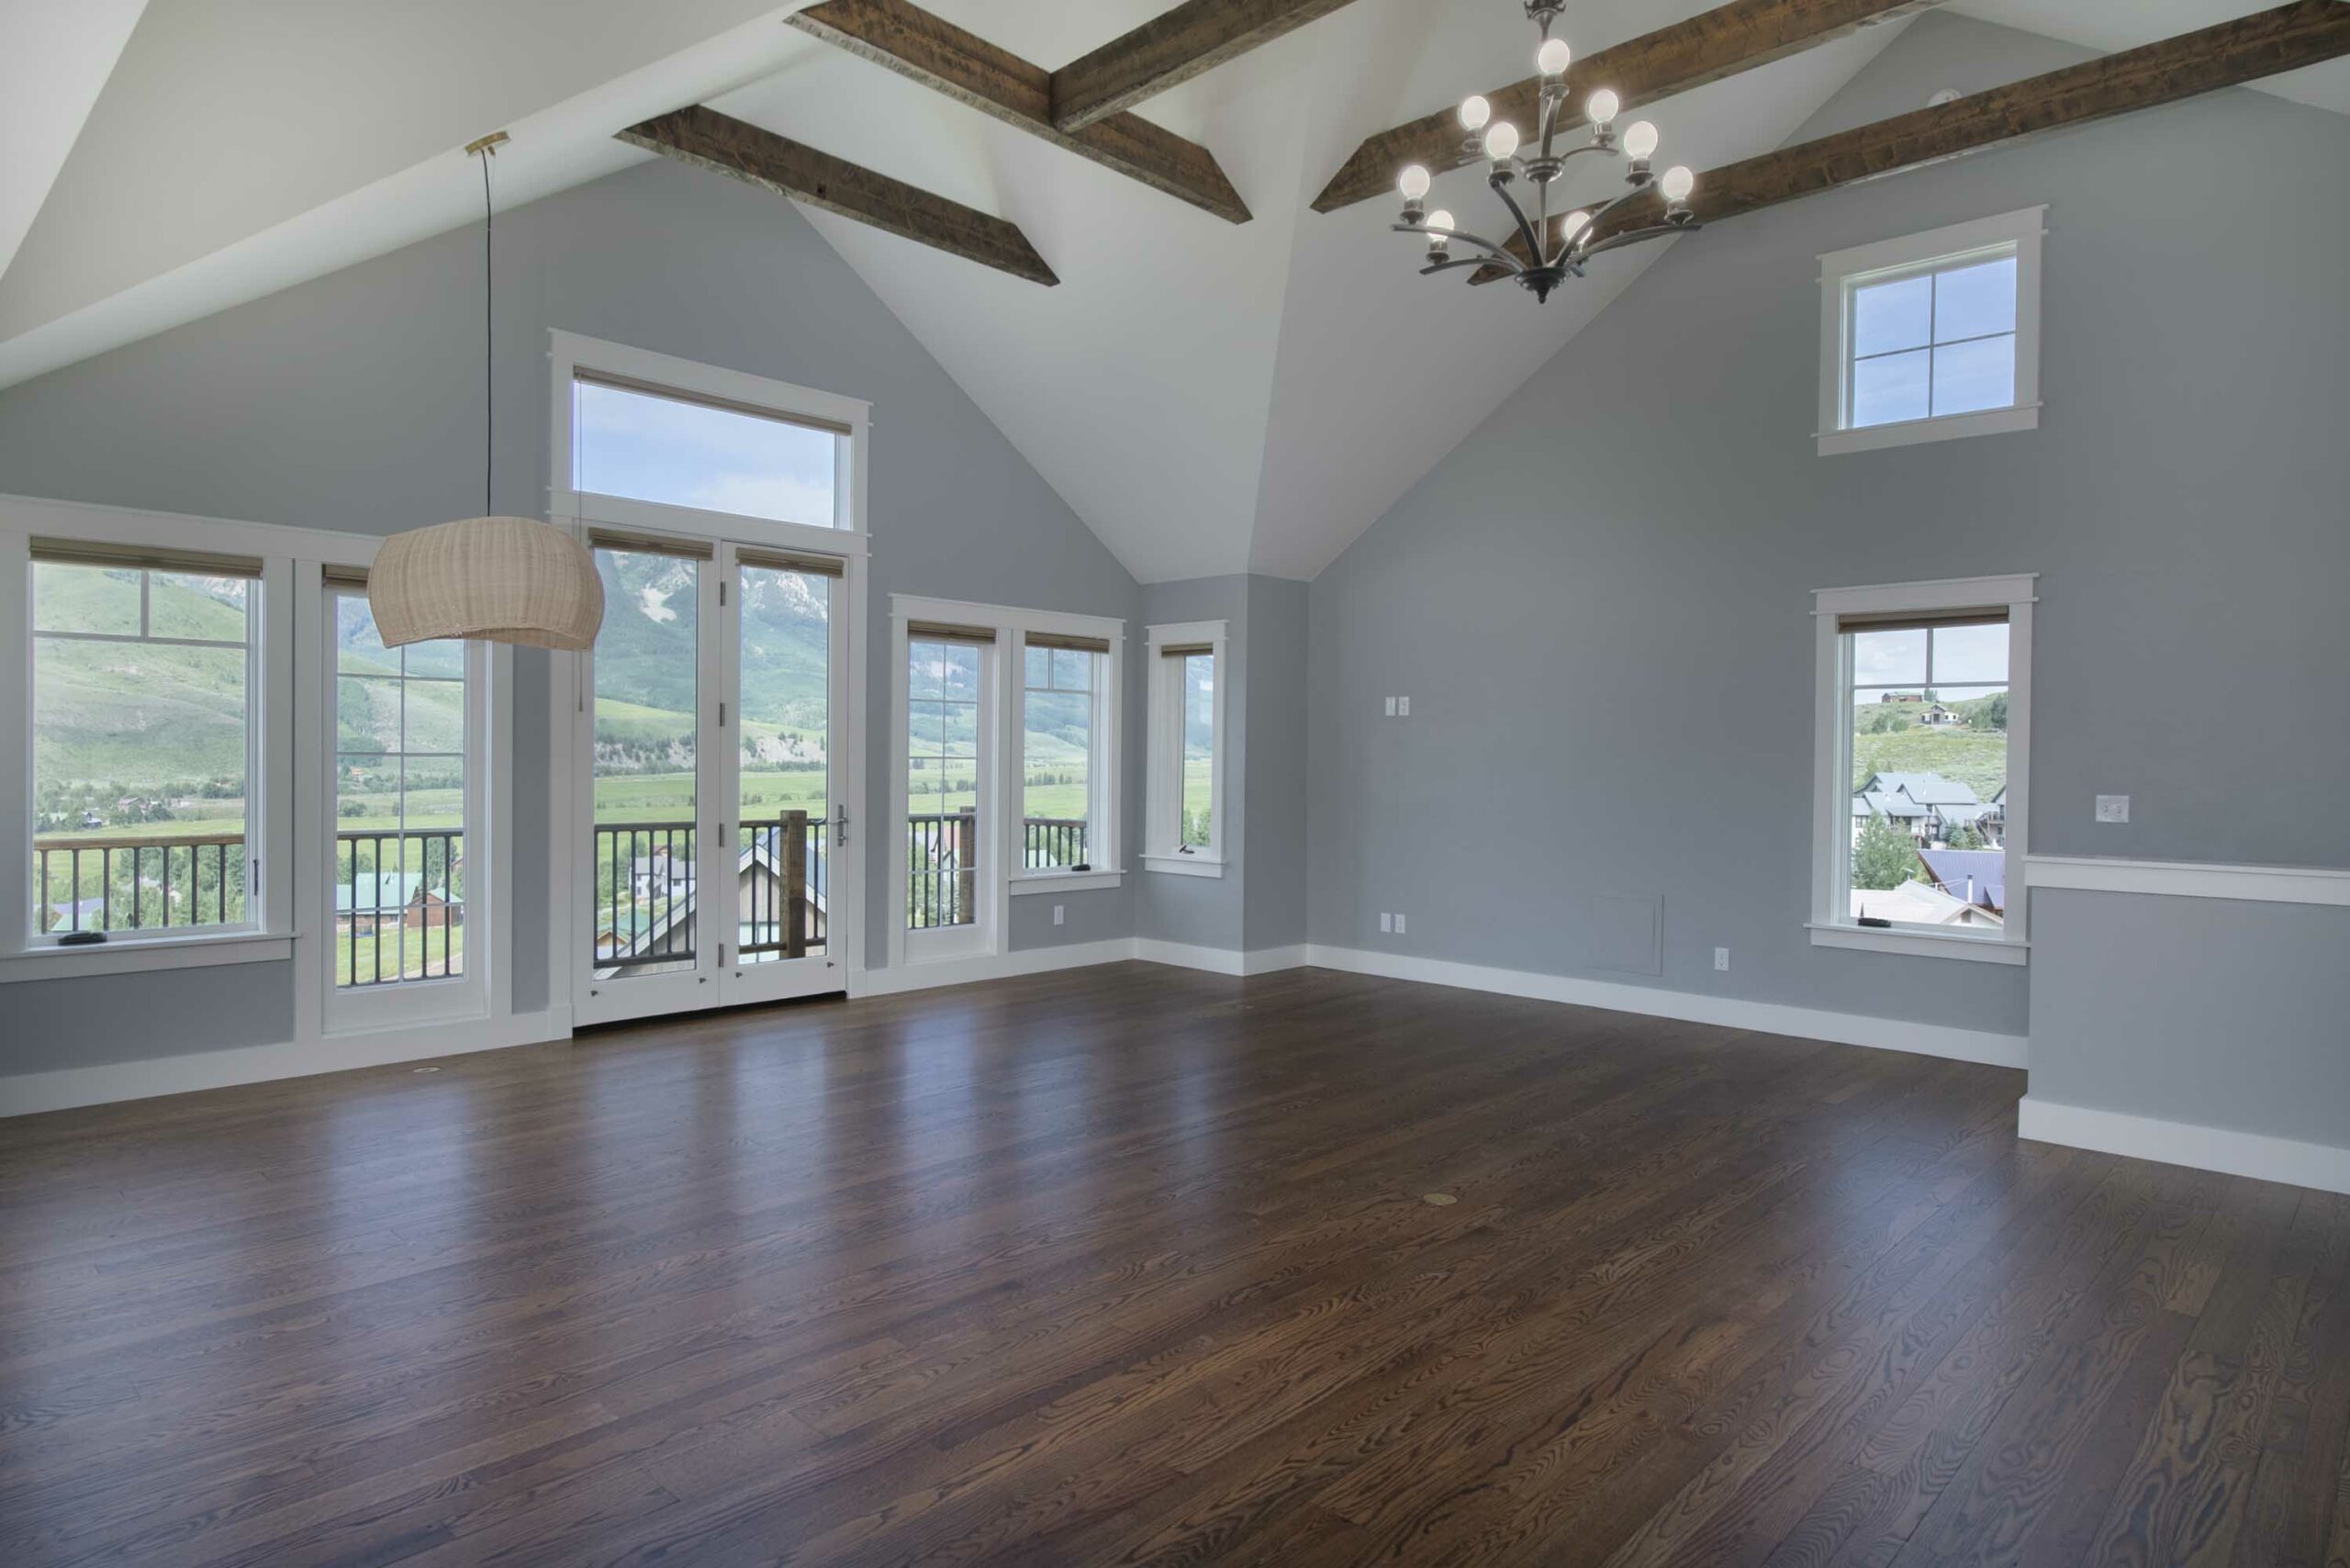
889;596;1124;968
322;573;493;1027
1144;621;1225;878
1809;574;2034;964
1817;206;2043;456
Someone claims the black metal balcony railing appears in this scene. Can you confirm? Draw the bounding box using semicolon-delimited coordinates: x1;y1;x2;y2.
904;812;1088;930
336;830;463;988
32;831;247;935
589;815;830;973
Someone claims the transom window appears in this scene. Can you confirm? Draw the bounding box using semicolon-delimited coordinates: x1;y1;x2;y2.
572;374;844;529
1817;207;2043;456
28;546;260;942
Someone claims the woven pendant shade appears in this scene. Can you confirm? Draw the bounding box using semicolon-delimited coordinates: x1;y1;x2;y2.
369;515;605;651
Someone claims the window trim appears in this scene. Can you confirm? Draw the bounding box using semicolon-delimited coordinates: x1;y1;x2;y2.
1143;620;1227;878
1809;574;2035;964
1816;206;2045;457
888;595;1125;970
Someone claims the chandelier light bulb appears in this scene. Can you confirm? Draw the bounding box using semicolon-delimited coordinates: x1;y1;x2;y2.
1483;120;1520;162
1622;119;1660;161
1537;38;1572;77
1660;164;1695;203
1399;163;1432;202
1426;209;1454;249
1585;88;1620;127
1460;94;1491;132
1557;209;1591;244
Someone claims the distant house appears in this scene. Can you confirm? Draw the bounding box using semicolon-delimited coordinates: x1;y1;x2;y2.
1852;771;2000;847
595;825;826;974
1848;878;2001;929
334;873;461;935
1877;691;1925;704
1918;702;1963;728
1917;848;2005;917
46;896;108;933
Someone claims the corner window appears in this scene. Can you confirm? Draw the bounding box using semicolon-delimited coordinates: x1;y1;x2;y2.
1818;207;2042;456
28;545;262;944
1145;622;1225;876
1811;576;2033;964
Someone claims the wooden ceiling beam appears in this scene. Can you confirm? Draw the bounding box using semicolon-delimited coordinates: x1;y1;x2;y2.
786;0;1251;224
1314;0;1940;215
618;106;1058;286
1049;0;1367;132
1468;0;2350;284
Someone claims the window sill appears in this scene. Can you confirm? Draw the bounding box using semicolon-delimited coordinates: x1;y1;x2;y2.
0;931;295;983
1008;869;1124;895
1807;922;2027;965
1817;403;2040;456
1143;854;1225;879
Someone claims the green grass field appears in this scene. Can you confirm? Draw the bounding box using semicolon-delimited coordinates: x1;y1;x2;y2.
1851;727;2007;799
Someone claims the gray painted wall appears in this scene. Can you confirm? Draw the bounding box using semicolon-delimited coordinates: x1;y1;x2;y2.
0;155;1138;1076
1305;13;2350;1041
2029;889;2350;1152
1243;575;1308;952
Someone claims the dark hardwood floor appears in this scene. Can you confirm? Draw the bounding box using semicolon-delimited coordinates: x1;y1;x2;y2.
3;962;2345;1566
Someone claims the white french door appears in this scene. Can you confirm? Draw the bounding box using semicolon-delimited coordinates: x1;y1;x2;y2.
574;533;856;1026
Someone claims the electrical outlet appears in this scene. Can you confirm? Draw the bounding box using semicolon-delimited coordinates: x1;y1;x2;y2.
2096;794;2130;823
1714;946;1730;972
1053;904;1065;926
1397;696;1410;716
1379;912;1393;934
1394;913;1407;935
1383;696;1397;717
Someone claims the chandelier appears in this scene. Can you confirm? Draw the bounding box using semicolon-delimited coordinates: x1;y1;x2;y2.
1394;2;1699;303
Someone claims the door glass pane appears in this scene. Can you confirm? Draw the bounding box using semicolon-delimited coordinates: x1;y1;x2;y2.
1023;644;1093;870
332;589;466;990
738;564;831;964
590;547;699;978
30;566;251;938
574;379;839;528
1181;653;1214;849
907;639;979;930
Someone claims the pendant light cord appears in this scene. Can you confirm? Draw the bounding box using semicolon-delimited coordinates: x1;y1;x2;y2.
478;146;495;517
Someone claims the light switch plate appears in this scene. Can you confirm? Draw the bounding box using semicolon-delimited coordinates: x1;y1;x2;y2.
2096;794;2130;823
1397;696;1410;716
1383;696;1397;717
1379;912;1393;933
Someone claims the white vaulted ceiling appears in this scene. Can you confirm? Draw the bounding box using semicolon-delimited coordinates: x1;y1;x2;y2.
4;1;2344;578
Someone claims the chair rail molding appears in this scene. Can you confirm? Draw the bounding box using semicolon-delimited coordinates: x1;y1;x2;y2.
2024;855;2350;907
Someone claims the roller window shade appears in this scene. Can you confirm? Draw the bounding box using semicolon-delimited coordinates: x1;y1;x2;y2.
906;620;996;644
31;538;264;578
734;546;845;578
321;564;371;591
1158;642;1214;658
575;371;851;438
1835;608;2008;634
1025;631;1111;655
588;527;716;561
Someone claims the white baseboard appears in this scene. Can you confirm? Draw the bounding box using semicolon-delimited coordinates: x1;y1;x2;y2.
1302;945;2029;1069
2019;1094;2350;1196
848;939;1134;998
0;1009;568;1118
1132;939;1309;976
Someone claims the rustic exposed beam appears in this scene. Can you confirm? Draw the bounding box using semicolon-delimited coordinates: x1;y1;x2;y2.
787;0;1251;224
618;106;1058;286
1315;0;1939;215
1468;0;2350;285
1049;0;1365;132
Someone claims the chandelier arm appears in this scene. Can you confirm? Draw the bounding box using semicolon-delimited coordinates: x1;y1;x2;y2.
1391;224;1522;268
1488;178;1546;265
1573;221;1701;262
1420;253;1523;277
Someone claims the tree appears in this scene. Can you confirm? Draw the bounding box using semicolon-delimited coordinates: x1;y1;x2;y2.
1852;812;1919;890
1946;821;1986;850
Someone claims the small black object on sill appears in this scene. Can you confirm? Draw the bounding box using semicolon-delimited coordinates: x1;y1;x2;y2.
1071;863;1091;872
1856;916;1893;929
58;930;108;946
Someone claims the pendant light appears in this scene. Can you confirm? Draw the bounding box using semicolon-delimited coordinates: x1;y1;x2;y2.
370;132;604;651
